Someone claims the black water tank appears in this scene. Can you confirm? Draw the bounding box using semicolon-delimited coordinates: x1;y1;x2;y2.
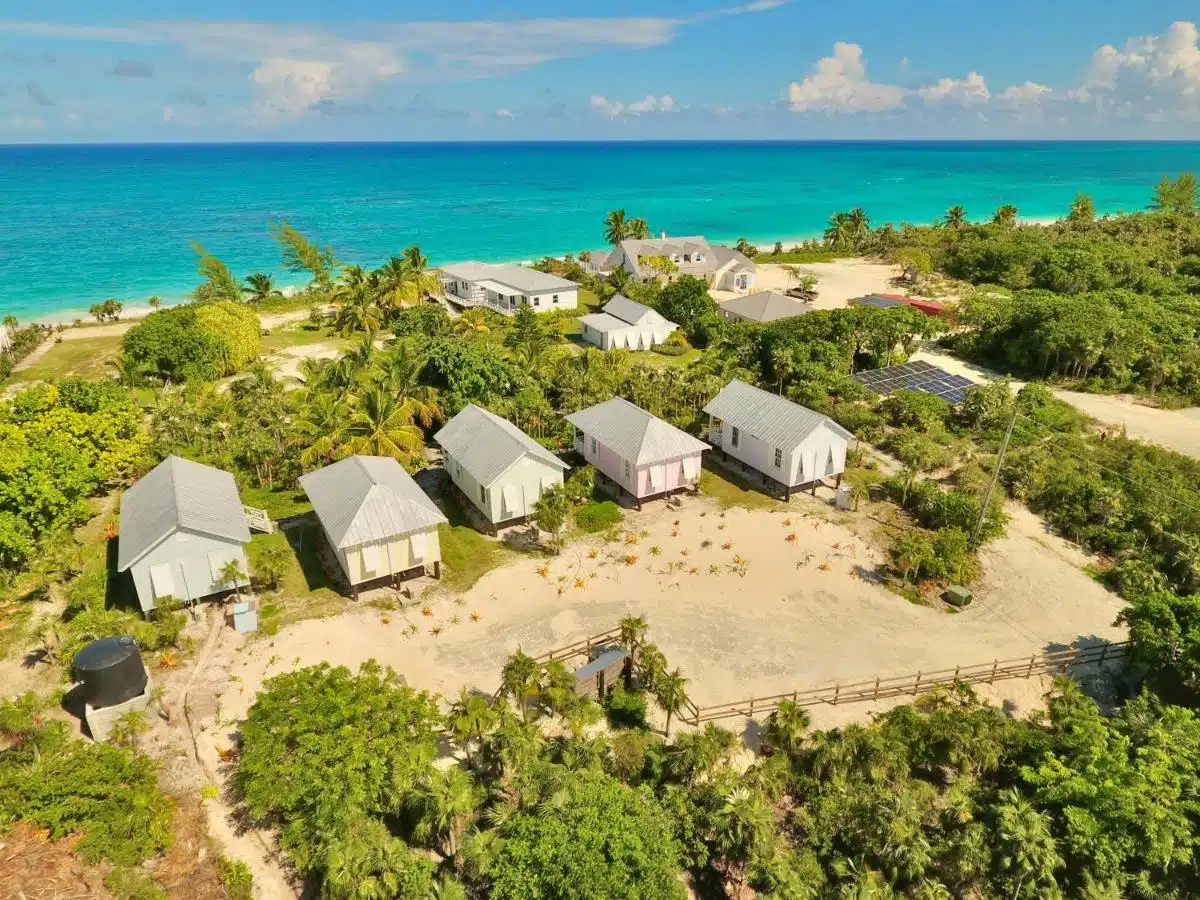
74;636;148;708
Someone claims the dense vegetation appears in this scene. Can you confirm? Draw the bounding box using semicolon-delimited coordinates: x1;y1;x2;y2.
121;301;261;382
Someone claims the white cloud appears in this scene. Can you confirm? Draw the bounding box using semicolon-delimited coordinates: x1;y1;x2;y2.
1070;21;1200;121
997;81;1051;109
251;58;336;115
787;42;906;113
590;95;624;118
918;72;990;106
495;107;514;118
591;93;677;118
162;104;175;122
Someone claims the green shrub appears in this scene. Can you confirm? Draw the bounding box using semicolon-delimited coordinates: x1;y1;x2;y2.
651;342;689;356
604;683;648;730
219;857;254;900
575;499;623;533
104;868;166;900
121;302;260;381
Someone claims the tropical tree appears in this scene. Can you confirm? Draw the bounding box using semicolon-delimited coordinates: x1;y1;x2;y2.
408;767;481;862
107;356;144;387
243;272;283;303
453;309;491;336
605;209;634;246
218;557;248;599
1067;192;1096;225
654;667;690;737
627;216;651;240
734;237;759;259
993;788;1062;898
762;699;810;756
323;817;436;900
992;204;1019;227
500;651;542;723
1150;172;1198;214
252;540;292;591
447;690;499;765
378;246;444;310
147;297;162;311
532;484;571;553
709;786;776;898
270;219;338;291
332;388;425;463
192;242;243;303
942;206;969;229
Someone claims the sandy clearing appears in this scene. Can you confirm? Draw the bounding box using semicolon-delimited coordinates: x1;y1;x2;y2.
266;340;344;383
912;347;1200;461
712;259;908;311
210;490;1124;734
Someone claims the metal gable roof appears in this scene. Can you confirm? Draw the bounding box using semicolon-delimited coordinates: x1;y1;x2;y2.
578;312;633;333
435;404;567;487
300;456;447;549
720;291;813;322
439;261;576;294
602;294;670;327
117;455;250;571
565;397;708;465
703;380;853;450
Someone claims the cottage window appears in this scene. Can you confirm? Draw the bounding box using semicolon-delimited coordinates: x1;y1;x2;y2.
533;297;540;307
774;448;782;468
683;254;691;262
479;484;487;504
590;437;597;455
624;460;631;478
552;294;559;303
731;427;740;448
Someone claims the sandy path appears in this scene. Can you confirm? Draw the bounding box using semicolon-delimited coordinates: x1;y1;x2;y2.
713;259;907;311
215;492;1124;733
912;347;1200;461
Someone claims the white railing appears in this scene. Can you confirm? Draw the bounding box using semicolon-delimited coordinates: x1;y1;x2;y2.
243;506;273;533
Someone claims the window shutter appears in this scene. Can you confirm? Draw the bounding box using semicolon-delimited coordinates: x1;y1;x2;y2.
149;563;176;600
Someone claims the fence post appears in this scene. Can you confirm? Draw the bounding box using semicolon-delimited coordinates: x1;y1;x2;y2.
990;660;998;684
912;672;921;696
1026;654;1036;678
833;684;840;706
953;665;960;683
873;677;880;700
749;698;755;718
1098;642;1109;665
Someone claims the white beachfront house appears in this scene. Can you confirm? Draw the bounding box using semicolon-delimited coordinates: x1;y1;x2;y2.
300;455;448;596
578;295;678;351
702;379;853;500
435;404;568;530
117;456;257;613
604;235;757;293
718;290;814;324
566;397;707;509
439;262;579;315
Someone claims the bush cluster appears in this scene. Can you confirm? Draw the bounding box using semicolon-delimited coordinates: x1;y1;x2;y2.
121;301;260;381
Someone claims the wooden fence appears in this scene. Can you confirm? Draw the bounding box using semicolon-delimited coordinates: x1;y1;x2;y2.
534;627;623;665
681;640;1130;726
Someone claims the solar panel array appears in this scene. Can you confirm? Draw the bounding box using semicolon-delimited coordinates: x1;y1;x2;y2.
851;360;977;405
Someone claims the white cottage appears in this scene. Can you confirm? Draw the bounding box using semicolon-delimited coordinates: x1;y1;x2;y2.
300;456;447;595
607;236;757;292
116;456;253;613
702;380;853;499
435;404;568;529
578;295;678;351
439;261;579;315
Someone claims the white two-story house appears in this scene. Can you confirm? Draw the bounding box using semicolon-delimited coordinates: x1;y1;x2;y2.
439;262;579;315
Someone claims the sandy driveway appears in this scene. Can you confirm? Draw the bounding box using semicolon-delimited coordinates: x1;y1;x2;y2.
713;259;907;311
211;490;1124;733
913;347;1200;460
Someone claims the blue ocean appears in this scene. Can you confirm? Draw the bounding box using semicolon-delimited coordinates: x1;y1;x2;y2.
1;141;1198;322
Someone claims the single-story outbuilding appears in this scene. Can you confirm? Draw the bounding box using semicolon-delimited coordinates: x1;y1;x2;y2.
435;404;568;529
851;293;944;317
566;397;707;508
718;290;814;324
117;456;252;613
703;379;853;499
578;294;678;351
300;455;447;594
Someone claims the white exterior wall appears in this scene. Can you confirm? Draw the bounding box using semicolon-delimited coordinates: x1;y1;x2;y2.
581;321;676;351
129;530;249;613
447;280;577;316
715;265;755;293
338;526;443;586
445;452;564;525
710;419;848;487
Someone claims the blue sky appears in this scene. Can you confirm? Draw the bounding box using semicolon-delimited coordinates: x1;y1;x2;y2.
1;1;1198;141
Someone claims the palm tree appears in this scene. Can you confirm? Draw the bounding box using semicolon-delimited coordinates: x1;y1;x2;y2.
604;208;632;246
377;348;443;428
333;388;425;462
627;216;651;240
108;355;144;388
763;699;811;757
824;212;854;251
992;204;1019;227
323;818;417;900
710;786;774;899
618;615;649;673
942;206;969;229
994;787;1062;898
378;246;443;310
846;207;871;246
2;314;17;330
147;297;162;311
452;308;490;336
408;767;480;862
243;272;283;303
654;667;690;737
429;876;468;900
636;642;667;690
218;558;247;599
448;690;499;765
667;723;737;785
500;651;542;723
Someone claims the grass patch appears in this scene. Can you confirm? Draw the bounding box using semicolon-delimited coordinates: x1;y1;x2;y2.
437;490;517;591
239;484;313;521
259;324;348;354
574;499;624;534
636;348;702;369
249;526;348;634
8;335;125;383
698;462;778;510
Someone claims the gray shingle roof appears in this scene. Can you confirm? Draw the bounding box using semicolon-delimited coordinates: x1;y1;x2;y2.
117;456;250;571
438;261;576;294
578;312;631;333
300;456;447;549
703;380;853;450
711;245;758;273
720;291;813;322
602;294;666;326
435;404;567;487
566;397;708;465
618;236;717;275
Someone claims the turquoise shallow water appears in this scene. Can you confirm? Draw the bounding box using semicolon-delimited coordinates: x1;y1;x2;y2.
1;140;1198;321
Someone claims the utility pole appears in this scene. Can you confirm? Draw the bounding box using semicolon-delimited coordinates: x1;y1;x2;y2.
972;402;1019;549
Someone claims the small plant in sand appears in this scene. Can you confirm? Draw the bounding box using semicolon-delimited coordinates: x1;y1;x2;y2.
537;565;550;578
671;528;679;538
454;596;466;606
380;614;392;625
218;746;237;763
409;623;419;634
689;567;698;575
718;523;727;531
422;606;433;616
202;784;220;801
267;655;280;667
158;650;178;670
292;656;301;666
470;611;481;622
624;554;638;566
709;564;721;575
588;548;599;559
450;615;460;625
783;518;792;526
558;574;567;583
700;539;712;549
679;548;689;557
575;577;586;589
625;533;639;546
430;624;442;636
818;561;831;571
721;541;732;550
639;529;649;539
649;545;662;556
785;532;797;544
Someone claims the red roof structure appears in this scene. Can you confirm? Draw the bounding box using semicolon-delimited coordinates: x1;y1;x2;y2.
855;293;945;317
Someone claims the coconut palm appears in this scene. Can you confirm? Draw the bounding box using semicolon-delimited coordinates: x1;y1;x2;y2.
846;207;871;243
218;558;247;599
627;216;651;240
654;667;690;737
618;615;649;672
500;650;542;723
942;205;969;229
452;308;490;336
824;213;855;251
408;767;480;862
636;642;668;689
763;698;811;756
448;690;499;765
992;204;1019;227
332;388;424;462
147;297;162;311
243;272;283;303
294;392;350;467
604;208;632;246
